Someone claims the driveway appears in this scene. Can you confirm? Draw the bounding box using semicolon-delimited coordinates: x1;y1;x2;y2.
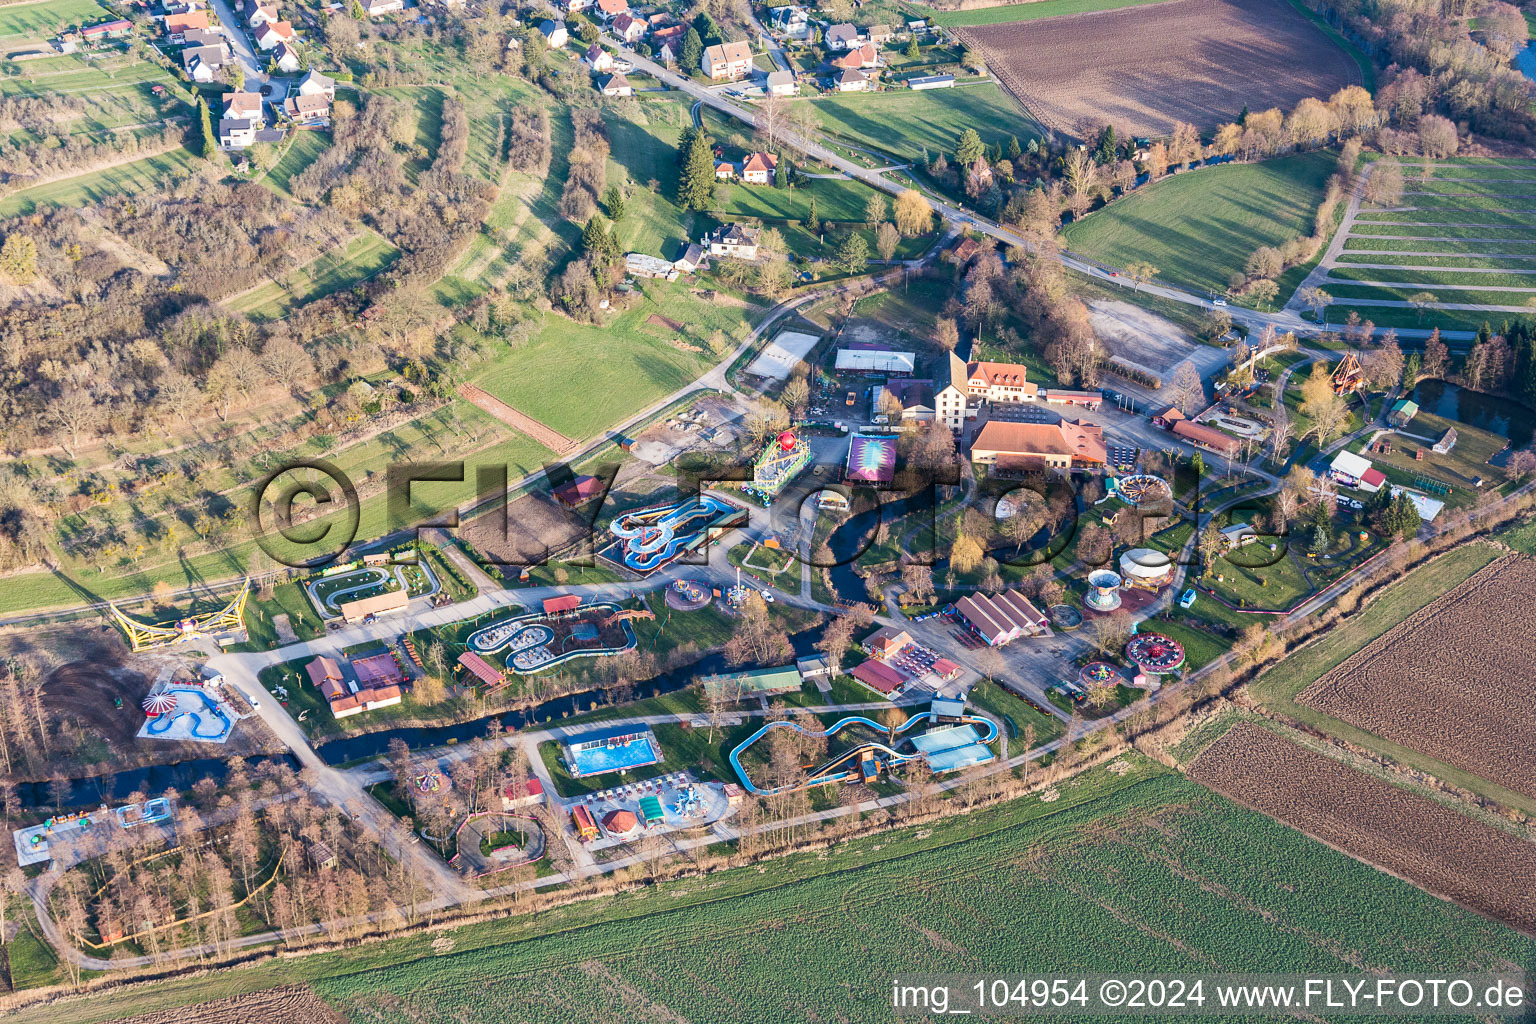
208;0;266;85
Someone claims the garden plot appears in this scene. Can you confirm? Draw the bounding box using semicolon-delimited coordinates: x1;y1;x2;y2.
1319;158;1536;328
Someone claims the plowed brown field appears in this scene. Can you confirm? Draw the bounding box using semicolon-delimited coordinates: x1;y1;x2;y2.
1191;724;1536;934
105;985;343;1024
1297;554;1536;799
957;0;1360;137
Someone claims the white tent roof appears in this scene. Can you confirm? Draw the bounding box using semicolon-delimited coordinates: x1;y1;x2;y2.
1119;547;1171;579
835;349;915;374
1330;450;1374;480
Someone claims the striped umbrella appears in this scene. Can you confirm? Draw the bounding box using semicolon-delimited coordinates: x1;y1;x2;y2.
141;692;177;716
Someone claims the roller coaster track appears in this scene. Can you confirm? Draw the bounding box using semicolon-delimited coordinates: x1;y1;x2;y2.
728;711;1000;796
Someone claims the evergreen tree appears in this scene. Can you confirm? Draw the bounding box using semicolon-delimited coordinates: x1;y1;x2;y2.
197;97;216;159
1238;103;1249;124
676;124;697;165
1309;521;1330;557
955;127;985;166
1094;124;1116;165
774;156;787;188
680;27;703;71
1402;352;1421;391
602;185;625;221
1007;135;1022;160
904;35;919;59
582;214;617;265
677;129;716;211
1190;451;1204;478
690;12;719;45
806;194;818;234
832;232;869;274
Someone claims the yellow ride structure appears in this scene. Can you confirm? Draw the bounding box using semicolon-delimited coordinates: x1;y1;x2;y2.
109;578;251;652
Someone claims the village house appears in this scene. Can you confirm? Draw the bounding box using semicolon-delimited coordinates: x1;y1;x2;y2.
824;22;863;49
254;19;295;49
611;12;647;42
764;68;798;95
867;23;894;43
704;223;760;260
674;242;709;273
285;91;331;125
219;116;256;148
272;40;302;72
597;71;632;96
224;90;264;120
163;10;209;42
741;151;777;184
584;41;613;71
714;159;736;179
181;43;228;81
243;1;277;28
561;0;592;12
702;39;752;80
834;67;869;91
539;18;568;46
595;0;627;19
297;67;336;99
81;18;132;43
360;0;405;14
831;41;879;70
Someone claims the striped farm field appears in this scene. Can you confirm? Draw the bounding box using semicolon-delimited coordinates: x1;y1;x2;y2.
1314;157;1536;326
225;231;401;320
0;144;199;216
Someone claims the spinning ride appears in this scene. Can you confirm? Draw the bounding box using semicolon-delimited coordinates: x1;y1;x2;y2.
1085;569;1123;611
1124;633;1186;674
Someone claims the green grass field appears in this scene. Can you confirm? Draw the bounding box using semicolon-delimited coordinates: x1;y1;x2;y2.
18;761;1535;1023
470;281;758;440
1061;150;1337;296
226;232;401;319
0;144;200;216
262;129;331;199
0;0;111;40
933;0;1166;27
811;82;1039;163
1245;541;1536;813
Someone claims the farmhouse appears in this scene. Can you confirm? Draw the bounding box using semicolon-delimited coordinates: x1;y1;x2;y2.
285;92;331;126
702;39;753;80
969;419;1106;473
831;42;879;70
953;590;1049;646
673;243;708;273
704;223;760;260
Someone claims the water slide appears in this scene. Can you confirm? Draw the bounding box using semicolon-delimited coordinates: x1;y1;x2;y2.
728;711;1000;796
145;688;233;740
608;496;738;573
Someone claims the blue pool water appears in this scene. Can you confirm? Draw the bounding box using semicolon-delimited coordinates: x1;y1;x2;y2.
1516;43;1535;82
569;736;661;777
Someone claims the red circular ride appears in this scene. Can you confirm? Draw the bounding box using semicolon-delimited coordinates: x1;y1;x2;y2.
1124;633;1186;674
777;430;797;451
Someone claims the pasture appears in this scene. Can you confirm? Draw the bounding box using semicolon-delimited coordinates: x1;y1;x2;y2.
470;281;759;440
957;0;1359;137
262;129;331;199
225;231;401;320
1316;158;1536;332
0;0;111;41
0;144;199;216
18;762;1536;1023
810;81;1038;163
1061;150;1337;295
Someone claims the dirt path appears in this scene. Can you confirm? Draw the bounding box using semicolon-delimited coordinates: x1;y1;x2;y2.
457;384;579;453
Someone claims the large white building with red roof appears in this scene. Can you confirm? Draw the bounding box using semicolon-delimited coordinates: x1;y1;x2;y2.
953;591;1050;647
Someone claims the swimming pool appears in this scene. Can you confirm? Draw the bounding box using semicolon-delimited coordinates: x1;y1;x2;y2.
567;734;662;778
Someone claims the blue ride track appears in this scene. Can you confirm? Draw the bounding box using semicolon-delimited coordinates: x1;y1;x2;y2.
727;711;1000;795
144;688;233;740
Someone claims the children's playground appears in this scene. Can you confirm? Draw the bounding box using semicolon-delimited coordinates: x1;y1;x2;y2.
13;798;173;867
136;685;238;744
463;602;640;675
728;707;1000;795
665;578;713;611
597;495;748;577
572;771;731;848
306;560;438;618
562;724;663;779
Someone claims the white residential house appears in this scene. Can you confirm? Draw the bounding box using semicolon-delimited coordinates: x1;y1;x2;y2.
254;19;295;50
704;223;760;260
583;42;613;71
360;0;404;14
611;12;647;43
594;0;627;19
834;67;868;91
655;40;675;64
223;90;264;120
764;68;797;95
674;242;708;274
272;40;302;72
186;54;218;82
245;3;278;28
219;117;257;149
741;151;777;185
285;92;331;125
824;22;863;50
702;39;752;80
561;0;591;12
538;19;568;47
597;71;632;97
297;68;336;99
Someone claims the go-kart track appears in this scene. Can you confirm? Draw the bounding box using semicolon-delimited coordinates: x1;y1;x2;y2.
728;711;1000;795
598;495;747;577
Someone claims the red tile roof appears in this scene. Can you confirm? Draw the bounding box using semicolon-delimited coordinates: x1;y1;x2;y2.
603;808;638;832
851;659;904;694
458;651;503;686
1171;419;1241;454
543;594;582;615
